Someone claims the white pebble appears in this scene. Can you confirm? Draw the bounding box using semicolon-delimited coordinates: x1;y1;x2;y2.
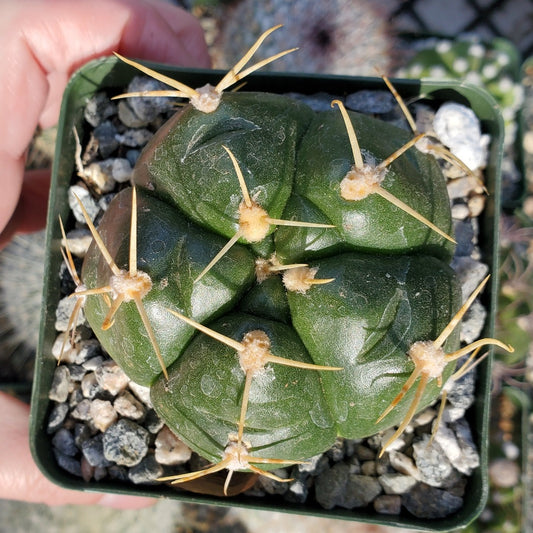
433;102;489;171
154;426;192;465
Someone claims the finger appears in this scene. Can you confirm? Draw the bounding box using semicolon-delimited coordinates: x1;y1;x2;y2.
0;392;155;507
0;0;209;235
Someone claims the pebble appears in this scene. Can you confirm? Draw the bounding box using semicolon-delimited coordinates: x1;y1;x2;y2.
258;469;290;495
128;454;164;484
63;228;93;257
374;494;402;515
388;451;420;479
379;473;417;495
460;300;487;344
103;419;150;467
94;360;130;395
55;295;85;332
90;398;118;432
451;256;489;299
51;428;78;457
54;450;82;477
314;462;382;510
119;76;175;126
84;92;117;127
81;434;114;468
412;436;457;487
48;365;71;402
433;102;489;171
402;483;464;519
47;402;70;433
81;372;103;399
93;121;120;158
114;390;146;420
68;184;100;224
285;480;308;503
115;128;153;147
70;398;92;421
154;426;192;465
345;90;397;114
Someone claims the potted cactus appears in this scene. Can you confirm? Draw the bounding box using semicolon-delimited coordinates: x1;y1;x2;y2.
31;26;509;530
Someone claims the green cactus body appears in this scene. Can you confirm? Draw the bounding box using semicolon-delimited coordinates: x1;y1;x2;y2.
81;87;462;473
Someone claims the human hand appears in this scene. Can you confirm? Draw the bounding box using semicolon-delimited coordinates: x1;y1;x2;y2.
0;0;209;507
0;0;210;248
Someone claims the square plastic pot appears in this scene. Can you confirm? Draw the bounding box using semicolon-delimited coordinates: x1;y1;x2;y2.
30;56;505;531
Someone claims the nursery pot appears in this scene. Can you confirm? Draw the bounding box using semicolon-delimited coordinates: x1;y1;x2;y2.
30;56;504;531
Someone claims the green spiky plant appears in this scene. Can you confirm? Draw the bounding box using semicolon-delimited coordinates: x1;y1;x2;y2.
60;26;513;494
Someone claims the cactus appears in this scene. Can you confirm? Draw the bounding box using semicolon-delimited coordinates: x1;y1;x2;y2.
63;26;512;493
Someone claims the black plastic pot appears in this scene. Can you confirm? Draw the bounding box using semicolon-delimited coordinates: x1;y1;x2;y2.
30;56;504;531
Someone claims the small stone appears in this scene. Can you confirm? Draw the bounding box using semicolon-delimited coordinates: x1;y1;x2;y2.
128;381;152;408
80;161;116;194
296;453;325;475
55;295;86;332
402;482;463;518
460;300;487;344
314;462;382;510
81;434;114;468
285;480;308;503
71;398;92;421
450;418;480;474
412;436;455;487
76;340;103;365
346;90;396;114
93;121;119;158
444;368;475;410
468;194;486;217
452;219;476;257
81;456;95;482
52;428;78;457
63;228;93;257
379;473;417;494
54;450;82;477
82;355;105;372
286;92;338;112
258;469;290;495
354;444;375;461
103;419;150;466
68;184;100;224
120;76;175;126
374;494;402;515
108;465;129;481
144;408;164;433
450;256;489;300
49;365;71;402
433;102;489;171
115;128;153;147
388;451;420;479
128;454;164;484
47;402;70;433
94;466;108;481
81;372;104;399
361;461;377;476
325;438;345;462
451;202;470;220
67;364;87;382
154;426;192;465
90;398;118;432
84;92;117;127
95;360;129;395
114;390;145;420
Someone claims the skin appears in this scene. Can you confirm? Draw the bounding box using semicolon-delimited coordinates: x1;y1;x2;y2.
0;0;210;506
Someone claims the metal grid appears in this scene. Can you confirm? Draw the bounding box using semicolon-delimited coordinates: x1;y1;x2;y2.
390;0;533;59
